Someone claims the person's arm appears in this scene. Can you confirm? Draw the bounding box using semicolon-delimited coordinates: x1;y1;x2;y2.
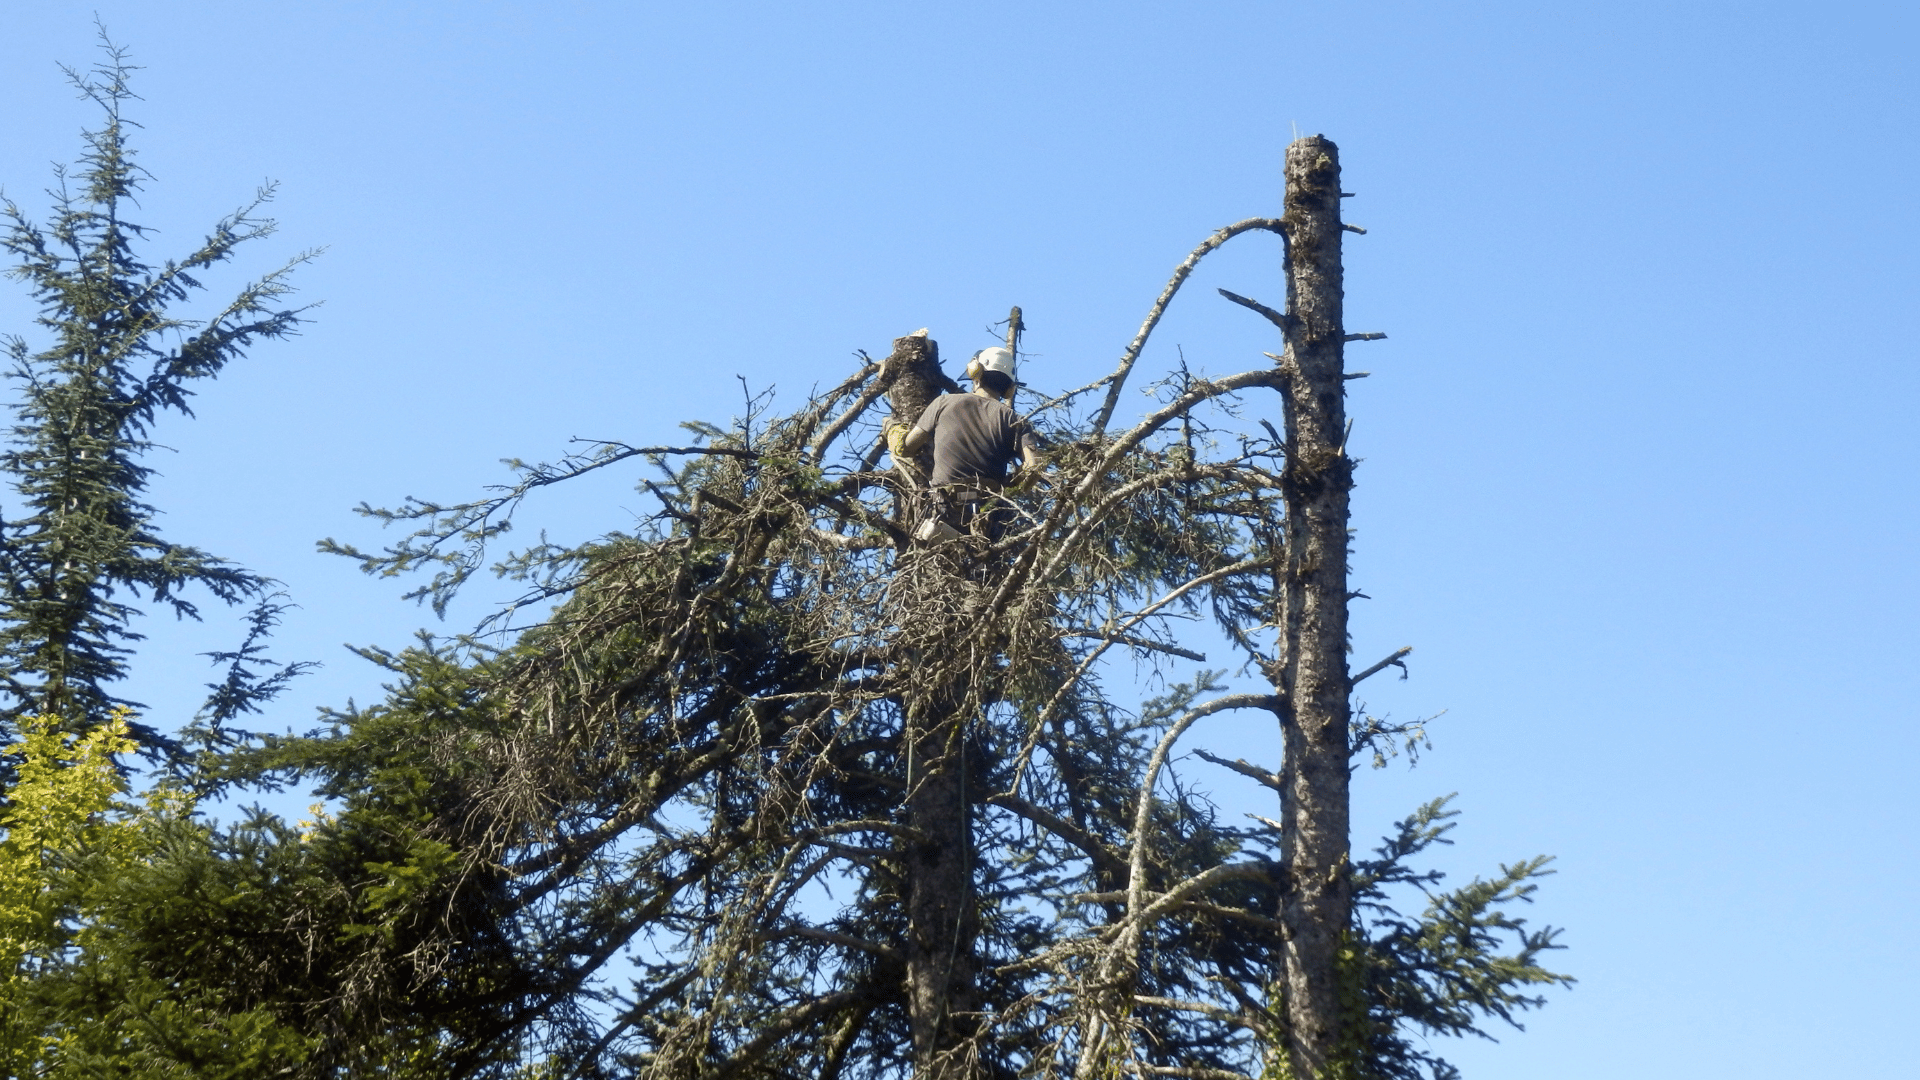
883;417;922;460
895;396;944;459
1017;424;1043;472
1008;427;1045;489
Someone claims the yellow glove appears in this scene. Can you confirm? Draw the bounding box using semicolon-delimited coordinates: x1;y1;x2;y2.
884;418;913;460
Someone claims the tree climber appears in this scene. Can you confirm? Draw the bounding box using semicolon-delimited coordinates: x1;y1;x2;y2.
885;345;1042;542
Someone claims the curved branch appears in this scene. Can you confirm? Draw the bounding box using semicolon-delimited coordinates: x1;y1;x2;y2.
1091;217;1284;437
985;792;1129;881
1128;694;1280;922
1096;368;1282;475
1090;694;1280;1008
1135;860;1271;925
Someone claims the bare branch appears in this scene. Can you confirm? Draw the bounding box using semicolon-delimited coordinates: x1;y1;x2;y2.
1061;629;1205;662
1352;646;1412;685
1096;368;1283;476
808;362;888;461
1133;996;1259;1030
1092;217;1284;436
1217;288;1289;333
1191;749;1280;791
1135;861;1272;925
1183;901;1286;934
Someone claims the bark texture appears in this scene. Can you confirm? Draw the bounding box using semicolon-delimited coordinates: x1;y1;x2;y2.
902;692;982;1080
885;331;946;458
1272;135;1355;1079
884;331;984;1080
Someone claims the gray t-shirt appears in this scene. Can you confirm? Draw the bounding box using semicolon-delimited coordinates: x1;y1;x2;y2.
915;393;1038;487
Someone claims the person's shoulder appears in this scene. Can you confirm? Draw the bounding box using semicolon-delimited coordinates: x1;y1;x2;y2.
947;393;1000;419
980;395;1020;419
992;397;1029;427
917;394;957;423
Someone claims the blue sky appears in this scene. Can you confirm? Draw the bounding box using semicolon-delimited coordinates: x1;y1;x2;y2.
3;2;1916;1076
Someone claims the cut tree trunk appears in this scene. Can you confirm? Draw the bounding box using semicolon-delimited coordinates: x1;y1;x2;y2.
885;330;946;450
883;330;985;1080
1272;135;1356;1080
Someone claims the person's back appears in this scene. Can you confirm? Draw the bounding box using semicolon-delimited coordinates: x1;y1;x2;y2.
916;392;1033;488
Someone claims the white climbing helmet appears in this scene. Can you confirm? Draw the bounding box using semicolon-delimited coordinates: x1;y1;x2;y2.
974;346;1017;382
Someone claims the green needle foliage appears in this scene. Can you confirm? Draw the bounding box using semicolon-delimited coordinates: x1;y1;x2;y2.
0;35;316;753
0;42;1567;1080
1343;797;1573;1080
266;331;1568;1079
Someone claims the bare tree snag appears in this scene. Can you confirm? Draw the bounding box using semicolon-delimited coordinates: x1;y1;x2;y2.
1272;135;1356;1080
1004;305;1024;410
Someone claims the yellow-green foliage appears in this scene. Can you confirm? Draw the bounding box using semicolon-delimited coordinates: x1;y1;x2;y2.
0;715;316;1077
0;711;142;1074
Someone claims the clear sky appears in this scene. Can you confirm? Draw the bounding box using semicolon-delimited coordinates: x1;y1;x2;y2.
3;3;1915;1077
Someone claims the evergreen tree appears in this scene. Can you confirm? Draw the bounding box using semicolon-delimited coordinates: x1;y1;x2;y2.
0;55;1568;1074
268;256;1567;1077
0;35;315;753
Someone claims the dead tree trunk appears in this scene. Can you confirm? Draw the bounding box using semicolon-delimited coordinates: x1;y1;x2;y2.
1272;135;1355;1079
883;331;984;1080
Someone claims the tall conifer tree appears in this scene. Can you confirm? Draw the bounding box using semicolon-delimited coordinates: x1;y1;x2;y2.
0;46;1568;1073
0;34;314;751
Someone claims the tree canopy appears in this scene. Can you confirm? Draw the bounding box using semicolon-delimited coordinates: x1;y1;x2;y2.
0;42;1569;1080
